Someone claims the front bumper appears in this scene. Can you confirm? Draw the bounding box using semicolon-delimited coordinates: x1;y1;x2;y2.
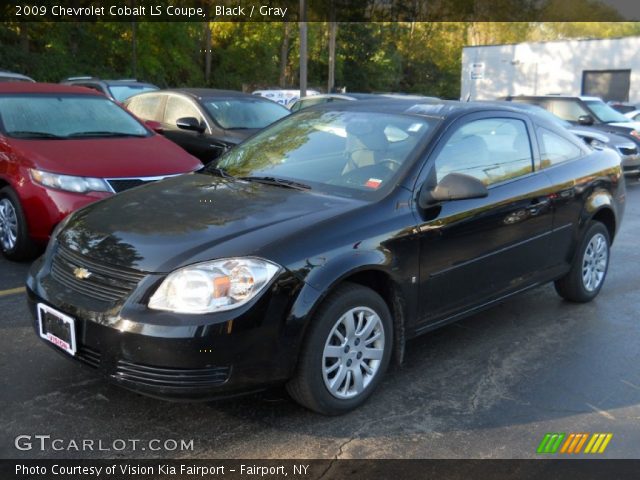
19;178;111;244
621;154;640;175
26;254;310;401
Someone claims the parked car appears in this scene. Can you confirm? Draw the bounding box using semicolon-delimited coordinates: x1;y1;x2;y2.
252;88;320;106
289;93;438;112
505;95;640;148
27;99;624;414
609;102;639;114
0;83;202;260
123;89;290;165
61;77;158;102
625;110;640;122
0;70;35;82
499;101;640;177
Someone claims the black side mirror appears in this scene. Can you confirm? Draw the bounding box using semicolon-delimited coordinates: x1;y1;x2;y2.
419;173;488;208
578;114;595;126
176;117;205;133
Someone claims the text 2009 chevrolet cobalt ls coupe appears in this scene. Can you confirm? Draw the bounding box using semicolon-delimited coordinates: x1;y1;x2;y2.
27;100;625;414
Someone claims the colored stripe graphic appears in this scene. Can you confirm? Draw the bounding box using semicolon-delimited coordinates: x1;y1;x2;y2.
560;433;589;453
539;433;613;454
537;433;565;454
585;433;613;454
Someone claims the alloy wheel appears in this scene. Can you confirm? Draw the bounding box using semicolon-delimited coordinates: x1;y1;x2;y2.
582;232;608;292
0;198;18;251
322;306;385;399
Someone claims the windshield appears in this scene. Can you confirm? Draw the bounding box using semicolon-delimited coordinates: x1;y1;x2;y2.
584;100;631;123
212;110;436;199
108;85;158;102
203;99;289;129
0;94;148;138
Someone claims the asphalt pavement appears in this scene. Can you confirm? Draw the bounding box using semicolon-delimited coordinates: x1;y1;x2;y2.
1;179;640;460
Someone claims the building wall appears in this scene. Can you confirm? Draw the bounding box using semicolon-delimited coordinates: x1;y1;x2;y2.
461;36;640;103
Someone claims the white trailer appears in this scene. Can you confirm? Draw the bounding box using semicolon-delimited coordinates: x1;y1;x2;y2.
461;36;640;104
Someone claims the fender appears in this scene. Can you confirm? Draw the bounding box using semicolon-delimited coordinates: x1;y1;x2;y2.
581;188;618;237
283;248;415;373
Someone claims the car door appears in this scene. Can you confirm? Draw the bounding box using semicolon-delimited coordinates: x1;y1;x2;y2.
415;112;555;327
535;125;594;269
161;94;219;163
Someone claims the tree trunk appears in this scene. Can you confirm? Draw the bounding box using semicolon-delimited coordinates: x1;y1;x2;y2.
279;22;290;88
131;21;138;78
299;0;307;97
327;21;337;93
19;24;29;53
204;23;212;84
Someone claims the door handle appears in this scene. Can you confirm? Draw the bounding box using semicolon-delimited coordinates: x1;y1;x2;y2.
527;197;550;214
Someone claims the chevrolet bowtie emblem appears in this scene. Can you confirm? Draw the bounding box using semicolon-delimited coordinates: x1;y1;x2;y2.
73;267;92;280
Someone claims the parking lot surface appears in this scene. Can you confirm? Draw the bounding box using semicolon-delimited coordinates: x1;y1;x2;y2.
2;180;640;460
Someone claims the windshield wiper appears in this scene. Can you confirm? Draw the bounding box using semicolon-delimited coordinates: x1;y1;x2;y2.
67;131;146;138
239;176;311;190
9;131;65;139
207;166;235;179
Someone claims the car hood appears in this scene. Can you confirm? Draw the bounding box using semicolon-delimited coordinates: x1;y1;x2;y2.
219;128;260;145
11;134;202;177
569;127;634;147
58;173;362;273
608;121;640;131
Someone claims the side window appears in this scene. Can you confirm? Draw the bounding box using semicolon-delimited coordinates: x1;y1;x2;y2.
164;96;204;126
538;128;583;168
129;95;162;121
435;118;533;186
547;100;589;122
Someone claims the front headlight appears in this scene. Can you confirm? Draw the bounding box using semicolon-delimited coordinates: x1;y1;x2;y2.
631;130;640;140
148;258;281;314
31;169;111;193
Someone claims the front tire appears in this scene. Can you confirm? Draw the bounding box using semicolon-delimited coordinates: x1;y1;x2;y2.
0;186;39;261
287;283;393;415
554;221;610;303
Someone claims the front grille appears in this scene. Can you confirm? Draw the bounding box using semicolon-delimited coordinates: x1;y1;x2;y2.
77;345;101;369
107;178;152;193
51;245;145;302
618;146;638;156
115;360;231;388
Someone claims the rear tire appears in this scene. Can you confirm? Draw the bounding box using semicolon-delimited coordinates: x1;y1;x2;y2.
286;283;393;415
554;221;610;303
0;186;39;261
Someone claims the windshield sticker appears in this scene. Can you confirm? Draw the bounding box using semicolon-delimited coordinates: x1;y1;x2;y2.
365;178;383;189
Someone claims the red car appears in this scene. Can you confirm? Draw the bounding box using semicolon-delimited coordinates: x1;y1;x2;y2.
0;83;202;260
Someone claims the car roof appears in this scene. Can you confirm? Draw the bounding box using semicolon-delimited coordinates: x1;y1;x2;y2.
508;94;603;102
0;71;35;82
165;88;266;101
296;93;438;102
63;77;156;86
0;82;104;95
311;98;539;120
102;80;157;87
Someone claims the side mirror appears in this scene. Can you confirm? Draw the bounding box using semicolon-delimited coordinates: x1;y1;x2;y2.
144;120;164;134
578;114;595;126
419;173;488;208
176;117;205;133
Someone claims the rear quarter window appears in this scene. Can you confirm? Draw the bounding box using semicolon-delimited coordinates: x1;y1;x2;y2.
538;128;583;168
128;95;163;121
